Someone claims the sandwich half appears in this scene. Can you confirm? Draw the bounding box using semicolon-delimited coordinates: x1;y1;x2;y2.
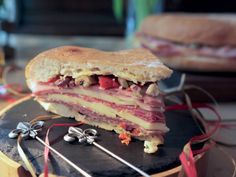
137;14;236;72
26;46;172;153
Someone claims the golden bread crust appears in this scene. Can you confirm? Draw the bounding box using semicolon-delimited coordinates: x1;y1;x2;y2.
140;14;236;46
26;46;172;84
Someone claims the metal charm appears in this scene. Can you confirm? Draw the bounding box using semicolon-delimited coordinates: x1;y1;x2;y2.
9;121;92;177
9;121;44;139
64;127;150;177
64;127;97;144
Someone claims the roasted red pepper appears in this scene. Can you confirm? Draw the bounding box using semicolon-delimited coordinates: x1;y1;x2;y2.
98;76;119;89
119;132;131;145
47;75;60;83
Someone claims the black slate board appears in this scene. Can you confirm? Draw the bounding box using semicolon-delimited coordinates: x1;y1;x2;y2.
0;99;202;177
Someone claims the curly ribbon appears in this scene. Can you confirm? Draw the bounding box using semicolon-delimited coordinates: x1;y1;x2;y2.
3;83;29;97
17;136;37;177
166;103;221;151
16;115;61;177
179;143;197;177
0;83;30;103
0;91;17;102
43;122;83;177
206;121;236;129
166;103;221;177
1;65;30;100
2;66;29;97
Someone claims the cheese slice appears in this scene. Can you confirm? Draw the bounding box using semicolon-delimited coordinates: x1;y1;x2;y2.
33;82;164;112
41;94;169;132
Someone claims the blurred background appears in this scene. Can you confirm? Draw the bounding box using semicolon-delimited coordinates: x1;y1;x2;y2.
0;0;235;102
1;0;236;62
0;0;235;101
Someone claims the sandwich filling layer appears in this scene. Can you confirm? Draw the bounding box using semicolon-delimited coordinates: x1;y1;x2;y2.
138;33;236;59
30;74;168;153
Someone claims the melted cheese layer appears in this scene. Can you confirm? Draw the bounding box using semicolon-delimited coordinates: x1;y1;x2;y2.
73;87;136;105
42;94;168;132
33;82;164;112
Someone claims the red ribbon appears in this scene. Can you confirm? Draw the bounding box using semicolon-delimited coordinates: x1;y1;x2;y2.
43;122;83;177
166;103;221;177
0;83;30;103
206;121;236;129
4;83;23;92
179;144;197;177
0;94;17;103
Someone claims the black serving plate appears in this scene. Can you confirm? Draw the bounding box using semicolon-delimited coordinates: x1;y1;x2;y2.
0;98;202;177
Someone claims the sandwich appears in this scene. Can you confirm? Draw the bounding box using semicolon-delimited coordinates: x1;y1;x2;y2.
25;46;172;153
137;14;236;71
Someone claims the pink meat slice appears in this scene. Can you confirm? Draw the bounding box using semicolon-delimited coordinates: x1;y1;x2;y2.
34;84;164;108
139;33;236;59
40;99;168;136
36;91;165;122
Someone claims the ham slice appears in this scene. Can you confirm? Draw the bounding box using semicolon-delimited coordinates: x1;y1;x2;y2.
33;84;165;111
39;99;168;136
37;92;165;122
139;33;236;59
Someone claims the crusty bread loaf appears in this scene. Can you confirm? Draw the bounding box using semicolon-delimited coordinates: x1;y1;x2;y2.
25;46;172;85
140;14;236;46
159;55;236;72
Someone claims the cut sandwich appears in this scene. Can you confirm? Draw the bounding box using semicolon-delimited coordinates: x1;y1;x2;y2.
137;14;236;72
25;46;172;153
